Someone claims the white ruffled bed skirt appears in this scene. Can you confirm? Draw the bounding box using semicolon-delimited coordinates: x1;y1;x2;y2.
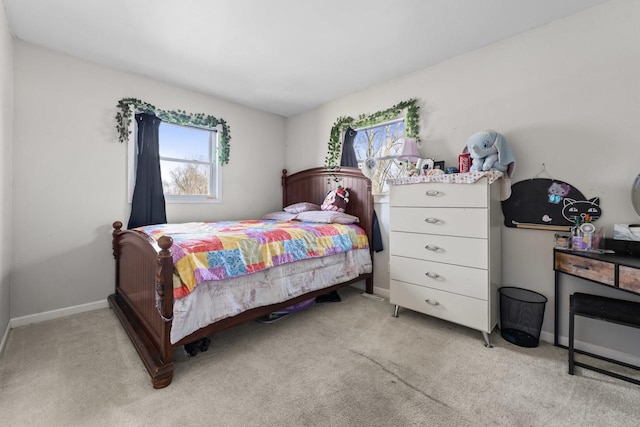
171;249;372;344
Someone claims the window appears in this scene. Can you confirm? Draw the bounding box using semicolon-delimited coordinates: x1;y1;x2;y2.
128;121;221;203
353;119;406;195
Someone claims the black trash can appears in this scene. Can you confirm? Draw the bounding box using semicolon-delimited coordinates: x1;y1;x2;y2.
498;287;548;348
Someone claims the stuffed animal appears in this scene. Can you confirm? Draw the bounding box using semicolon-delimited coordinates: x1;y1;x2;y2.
321;186;349;212
465;130;515;176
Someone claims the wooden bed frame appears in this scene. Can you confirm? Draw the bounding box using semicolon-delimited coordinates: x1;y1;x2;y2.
108;167;374;388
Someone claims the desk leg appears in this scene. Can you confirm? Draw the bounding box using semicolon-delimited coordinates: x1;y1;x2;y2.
554;270;560;346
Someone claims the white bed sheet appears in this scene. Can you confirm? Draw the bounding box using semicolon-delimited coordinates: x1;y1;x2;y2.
171;248;372;344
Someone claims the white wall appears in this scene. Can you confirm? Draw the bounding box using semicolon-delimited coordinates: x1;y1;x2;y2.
0;0;13;342
11;42;286;318
286;0;640;355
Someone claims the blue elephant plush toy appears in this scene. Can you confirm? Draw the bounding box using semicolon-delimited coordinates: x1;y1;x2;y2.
465;130;515;176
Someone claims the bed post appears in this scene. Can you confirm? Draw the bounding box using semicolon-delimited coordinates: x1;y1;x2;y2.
153;236;175;389
282;169;288;207
112;221;122;291
112;221;123;259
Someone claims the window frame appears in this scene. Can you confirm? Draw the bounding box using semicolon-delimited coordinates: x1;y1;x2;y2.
325;98;420;193
352;117;407;195
127;120;222;204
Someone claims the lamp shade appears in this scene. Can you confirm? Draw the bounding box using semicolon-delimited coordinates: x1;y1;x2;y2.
397;138;419;161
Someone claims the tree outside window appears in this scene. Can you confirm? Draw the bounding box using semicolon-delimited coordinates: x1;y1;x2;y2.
353;120;406;194
128;121;221;203
157;122;219;201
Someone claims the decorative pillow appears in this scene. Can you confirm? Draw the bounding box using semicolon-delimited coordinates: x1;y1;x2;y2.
321;186;349;213
261;211;297;221
283;202;322;214
296;210;359;224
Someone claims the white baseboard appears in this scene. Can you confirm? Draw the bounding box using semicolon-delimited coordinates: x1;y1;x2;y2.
539;330;640;367
10;299;109;329
539;330;555;345
374;286;390;300
348;282;390;301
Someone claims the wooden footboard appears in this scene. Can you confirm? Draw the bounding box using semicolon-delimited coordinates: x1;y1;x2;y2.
109;167;374;388
109;221;174;388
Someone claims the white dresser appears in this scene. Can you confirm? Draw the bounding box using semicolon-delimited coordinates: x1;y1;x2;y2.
389;176;502;346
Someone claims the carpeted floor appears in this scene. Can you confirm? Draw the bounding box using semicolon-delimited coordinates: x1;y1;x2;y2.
1;286;640;426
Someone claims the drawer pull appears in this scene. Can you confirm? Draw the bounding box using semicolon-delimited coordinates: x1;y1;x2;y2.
572;264;590;270
425;245;442;252
425;299;440;306
424;217;440;224
425;190;441;196
425;272;441;279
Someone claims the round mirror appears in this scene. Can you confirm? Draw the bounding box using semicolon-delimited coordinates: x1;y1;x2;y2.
632;173;640;217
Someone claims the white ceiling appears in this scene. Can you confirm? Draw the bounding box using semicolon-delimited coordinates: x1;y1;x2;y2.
4;0;608;117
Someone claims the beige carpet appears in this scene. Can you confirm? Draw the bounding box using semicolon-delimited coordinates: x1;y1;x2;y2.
2;286;640;427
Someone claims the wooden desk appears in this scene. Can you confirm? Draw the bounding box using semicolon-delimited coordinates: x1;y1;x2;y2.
554;248;640;346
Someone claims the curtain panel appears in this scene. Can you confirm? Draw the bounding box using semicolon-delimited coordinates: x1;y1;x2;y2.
128;113;167;229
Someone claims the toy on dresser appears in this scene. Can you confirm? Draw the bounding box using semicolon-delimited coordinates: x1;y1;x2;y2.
464;130;516;176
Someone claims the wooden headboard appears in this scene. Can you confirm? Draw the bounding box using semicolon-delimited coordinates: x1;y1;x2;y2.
282;167;373;244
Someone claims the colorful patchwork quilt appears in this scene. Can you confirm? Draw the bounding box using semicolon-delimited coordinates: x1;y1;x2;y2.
135;220;369;300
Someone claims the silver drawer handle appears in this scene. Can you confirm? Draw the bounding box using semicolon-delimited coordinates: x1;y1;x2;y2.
425;245;442;252
425;190;441;196
424;217;440;224
425;299;440;306
425;272;441;279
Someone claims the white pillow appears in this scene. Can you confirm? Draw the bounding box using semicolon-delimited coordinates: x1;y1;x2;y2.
283;202;322;214
295;211;359;224
261;211;297;221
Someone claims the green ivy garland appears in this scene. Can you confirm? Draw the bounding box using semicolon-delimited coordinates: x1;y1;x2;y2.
324;98;420;178
115;98;232;165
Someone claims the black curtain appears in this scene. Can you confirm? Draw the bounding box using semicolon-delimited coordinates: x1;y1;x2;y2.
127;113;167;229
340;126;358;167
339;127;384;253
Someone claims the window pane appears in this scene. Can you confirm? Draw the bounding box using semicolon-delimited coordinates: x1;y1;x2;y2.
160;160;210;195
159;122;210;161
352;120;406;195
353;121;405;160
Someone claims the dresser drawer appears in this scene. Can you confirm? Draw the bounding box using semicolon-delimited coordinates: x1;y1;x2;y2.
390;255;488;300
391;231;488;269
390;207;487;238
619;265;640;293
554;252;615;287
390;181;488;208
390;280;490;332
